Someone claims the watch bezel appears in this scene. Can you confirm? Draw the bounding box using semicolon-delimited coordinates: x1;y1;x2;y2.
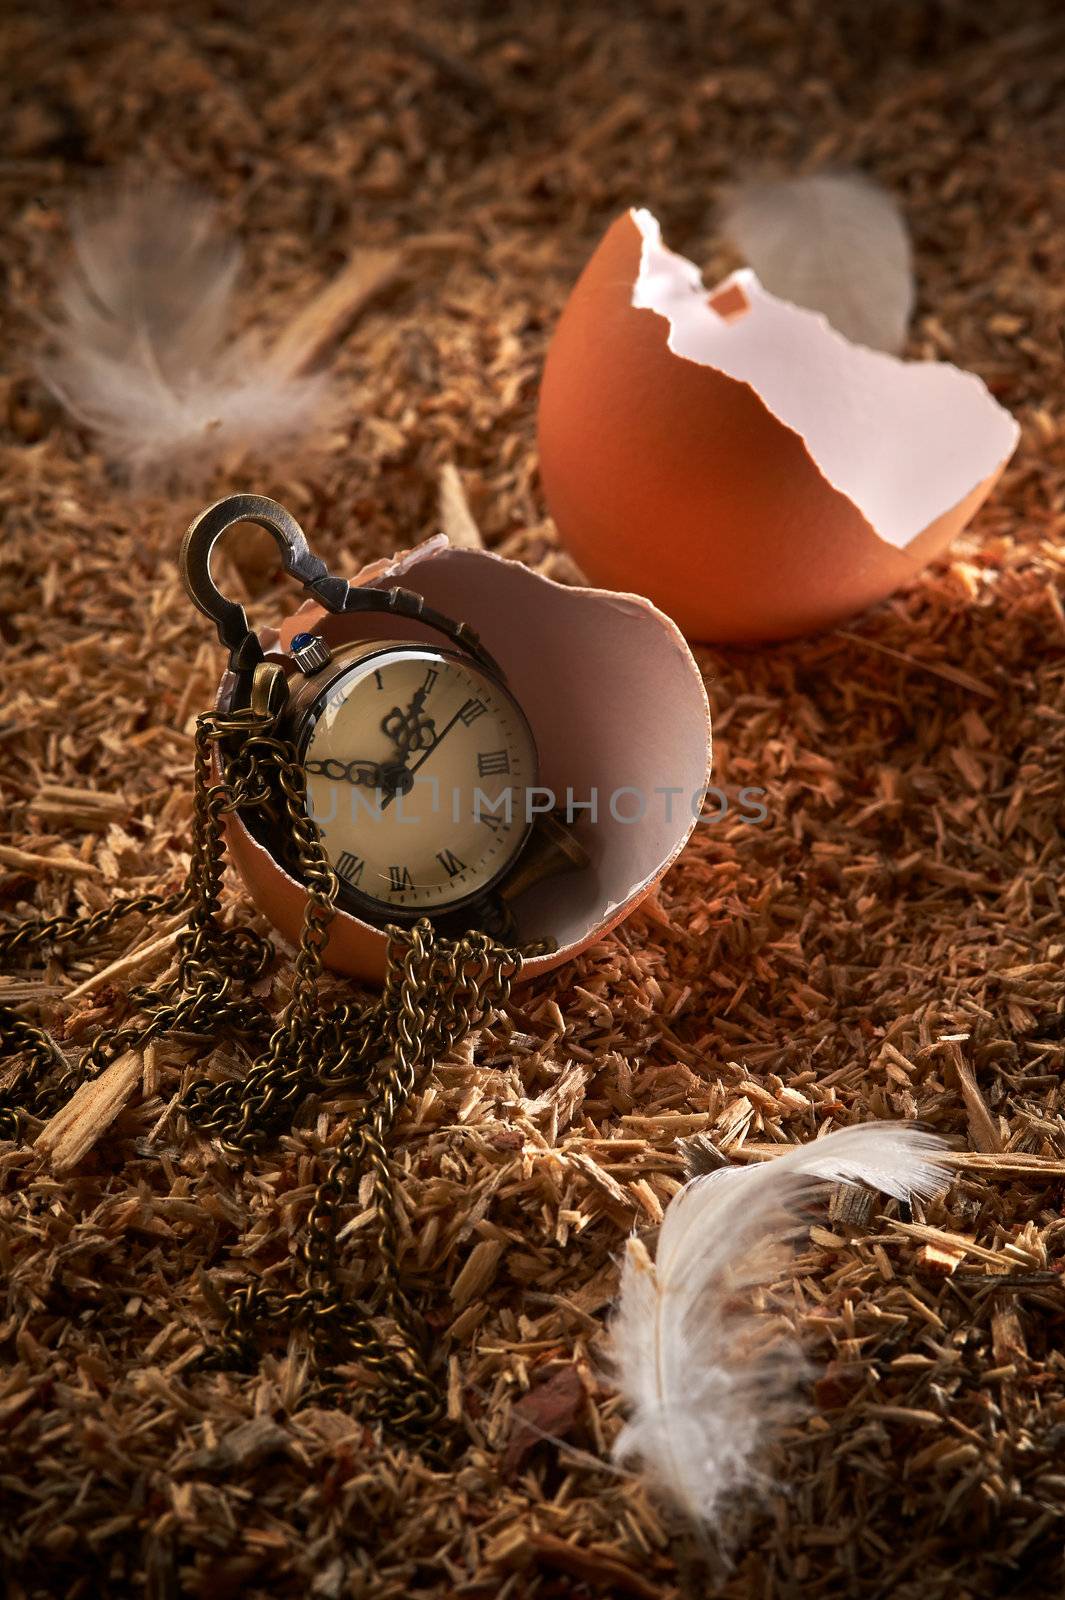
286;639;539;925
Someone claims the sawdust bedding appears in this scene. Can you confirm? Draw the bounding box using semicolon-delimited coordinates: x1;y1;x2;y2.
1;2;1064;1596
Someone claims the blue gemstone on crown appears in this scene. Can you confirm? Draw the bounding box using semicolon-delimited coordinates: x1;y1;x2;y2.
291;632;316;651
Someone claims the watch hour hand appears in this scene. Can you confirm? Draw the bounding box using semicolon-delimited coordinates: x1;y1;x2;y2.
305;756;390;789
381;686;435;761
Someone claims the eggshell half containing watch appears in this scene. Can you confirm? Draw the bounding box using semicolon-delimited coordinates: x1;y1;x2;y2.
537;208;1020;644
221;539;712;984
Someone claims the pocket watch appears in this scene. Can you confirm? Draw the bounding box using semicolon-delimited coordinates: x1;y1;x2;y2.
0;491;593;1440
181;494;587;939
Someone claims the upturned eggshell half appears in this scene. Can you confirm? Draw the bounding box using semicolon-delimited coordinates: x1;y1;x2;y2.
221;539;711;985
537;208;1020;644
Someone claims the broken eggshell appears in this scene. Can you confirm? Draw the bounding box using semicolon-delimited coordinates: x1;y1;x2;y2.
537;208;1020;644
220;538;711;985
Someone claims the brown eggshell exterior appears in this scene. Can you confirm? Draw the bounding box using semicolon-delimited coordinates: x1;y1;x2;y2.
537;212;1005;645
222;542;711;986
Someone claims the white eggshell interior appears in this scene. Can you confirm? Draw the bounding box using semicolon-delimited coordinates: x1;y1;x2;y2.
630;207;1019;550
269;541;711;954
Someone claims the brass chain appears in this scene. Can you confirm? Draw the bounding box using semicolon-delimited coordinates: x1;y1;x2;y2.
0;702;533;1444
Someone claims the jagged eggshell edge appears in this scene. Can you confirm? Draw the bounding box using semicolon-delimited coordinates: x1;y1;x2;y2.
221;538;712;984
537;209;1019;644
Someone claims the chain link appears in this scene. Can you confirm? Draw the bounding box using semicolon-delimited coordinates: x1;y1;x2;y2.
0;701;535;1444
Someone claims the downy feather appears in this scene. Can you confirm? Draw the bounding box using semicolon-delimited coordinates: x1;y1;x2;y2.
611;1122;949;1530
721;171;915;352
38;183;329;481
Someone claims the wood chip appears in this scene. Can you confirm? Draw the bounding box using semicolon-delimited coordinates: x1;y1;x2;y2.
268;248;406;378
917;1241;966;1277
502;1365;586;1475
943;1038;1003;1154
35;1051;143;1172
61;922;186;1002
450;1238;504;1308
488;1528;663;1599
438;462;485;549
0;843;101;879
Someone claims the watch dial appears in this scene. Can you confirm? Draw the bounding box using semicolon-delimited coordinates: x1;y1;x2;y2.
301;646;537;914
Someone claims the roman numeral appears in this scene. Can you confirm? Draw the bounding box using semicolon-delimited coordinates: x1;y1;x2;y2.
373;670;384;690
388;865;414;893
435;849;466;879
335;850;364;886
421;666;439;695
480;812;503;832
458;698;487;727
477;749;510;777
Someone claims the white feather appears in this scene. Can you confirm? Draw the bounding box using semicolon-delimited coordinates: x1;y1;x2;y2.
38;183;329;480
720;171;915;353
610;1122;949;1530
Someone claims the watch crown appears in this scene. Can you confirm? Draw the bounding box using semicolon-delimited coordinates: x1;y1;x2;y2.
290;631;332;674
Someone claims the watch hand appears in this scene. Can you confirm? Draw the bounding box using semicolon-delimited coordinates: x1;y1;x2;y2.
409;683;428;721
381;686;435;761
305;756;391;788
379;707;464;810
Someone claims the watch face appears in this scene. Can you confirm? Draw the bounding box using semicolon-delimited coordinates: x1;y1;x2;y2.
299;645;537;917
